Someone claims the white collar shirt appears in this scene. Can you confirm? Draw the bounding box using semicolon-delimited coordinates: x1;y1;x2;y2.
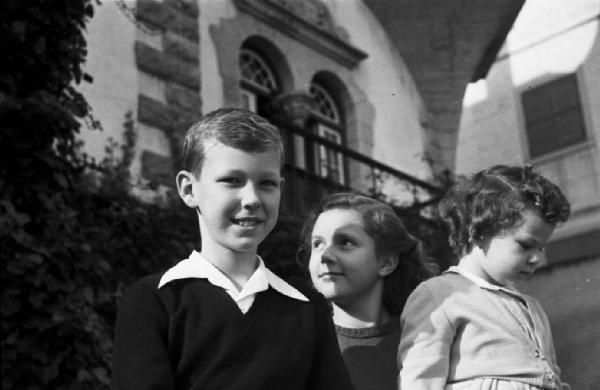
446;265;524;298
158;251;308;314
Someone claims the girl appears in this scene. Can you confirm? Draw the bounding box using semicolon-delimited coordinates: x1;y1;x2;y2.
398;165;571;390
300;192;434;390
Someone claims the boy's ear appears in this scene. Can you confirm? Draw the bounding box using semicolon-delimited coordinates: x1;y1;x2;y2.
176;170;197;208
378;253;399;277
279;177;285;190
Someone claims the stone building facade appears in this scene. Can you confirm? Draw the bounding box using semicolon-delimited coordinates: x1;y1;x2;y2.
79;0;521;207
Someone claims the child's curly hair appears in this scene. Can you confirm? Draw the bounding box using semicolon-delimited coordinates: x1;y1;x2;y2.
439;165;570;257
298;192;436;316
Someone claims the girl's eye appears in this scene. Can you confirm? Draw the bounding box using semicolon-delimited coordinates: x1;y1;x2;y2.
311;240;323;249
518;241;532;250
339;238;355;248
261;180;278;188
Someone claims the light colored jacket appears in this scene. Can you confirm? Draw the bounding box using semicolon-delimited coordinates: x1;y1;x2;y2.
398;268;569;390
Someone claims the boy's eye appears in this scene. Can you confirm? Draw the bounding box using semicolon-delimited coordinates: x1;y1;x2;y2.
219;177;241;185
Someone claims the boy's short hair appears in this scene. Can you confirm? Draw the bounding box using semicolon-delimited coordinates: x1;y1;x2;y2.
182;108;284;174
439;165;571;257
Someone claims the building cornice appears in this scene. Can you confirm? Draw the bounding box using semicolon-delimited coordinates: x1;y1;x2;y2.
234;0;367;68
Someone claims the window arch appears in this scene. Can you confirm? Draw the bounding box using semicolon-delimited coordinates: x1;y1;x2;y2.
310;82;340;124
239;47;279;116
309;81;345;185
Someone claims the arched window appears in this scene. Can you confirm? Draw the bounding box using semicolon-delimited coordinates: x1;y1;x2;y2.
310;82;345;184
239;48;278;116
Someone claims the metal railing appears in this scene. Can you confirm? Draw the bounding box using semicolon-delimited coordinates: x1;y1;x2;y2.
270;117;444;215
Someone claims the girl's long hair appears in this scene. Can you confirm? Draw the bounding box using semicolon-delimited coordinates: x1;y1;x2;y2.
298;192;435;315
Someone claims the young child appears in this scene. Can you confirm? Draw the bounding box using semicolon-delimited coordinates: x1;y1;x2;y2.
111;108;354;390
299;192;433;390
398;165;571;390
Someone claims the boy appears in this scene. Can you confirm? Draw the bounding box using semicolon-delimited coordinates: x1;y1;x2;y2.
111;108;354;390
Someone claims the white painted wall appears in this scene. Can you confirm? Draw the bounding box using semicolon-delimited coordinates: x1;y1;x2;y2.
326;0;429;180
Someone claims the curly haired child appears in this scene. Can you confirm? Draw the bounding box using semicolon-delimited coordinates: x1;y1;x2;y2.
398;165;571;390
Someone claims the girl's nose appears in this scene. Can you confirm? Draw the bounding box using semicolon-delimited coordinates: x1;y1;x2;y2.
241;183;261;210
320;245;336;263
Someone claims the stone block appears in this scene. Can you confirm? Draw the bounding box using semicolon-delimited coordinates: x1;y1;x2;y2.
135;41;200;90
138;94;201;135
138;94;172;132
163;31;199;64
165;0;199;18
136;0;199;42
141;150;174;186
165;82;201;112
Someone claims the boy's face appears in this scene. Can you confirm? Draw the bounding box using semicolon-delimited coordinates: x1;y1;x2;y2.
182;142;283;260
474;210;555;286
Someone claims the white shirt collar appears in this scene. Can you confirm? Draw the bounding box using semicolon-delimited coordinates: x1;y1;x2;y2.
158;251;308;302
446;265;522;297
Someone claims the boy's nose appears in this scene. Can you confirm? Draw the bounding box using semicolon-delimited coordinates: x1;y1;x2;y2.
241;183;261;210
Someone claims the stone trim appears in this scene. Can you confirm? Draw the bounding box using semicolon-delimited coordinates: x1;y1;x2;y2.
163;31;199;64
136;0;199;42
165;82;201;112
138;94;199;135
141;150;174;186
135;42;200;90
138;94;172;131
135;0;201;188
234;0;367;68
165;0;199;18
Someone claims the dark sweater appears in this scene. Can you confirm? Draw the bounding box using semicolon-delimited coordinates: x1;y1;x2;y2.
336;317;401;390
111;274;354;390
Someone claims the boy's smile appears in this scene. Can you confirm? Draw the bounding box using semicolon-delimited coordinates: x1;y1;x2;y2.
186;142;282;263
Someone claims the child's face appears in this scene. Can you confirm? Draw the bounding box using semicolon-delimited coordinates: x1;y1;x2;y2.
308;209;387;307
474;210;555;286
187;142;283;259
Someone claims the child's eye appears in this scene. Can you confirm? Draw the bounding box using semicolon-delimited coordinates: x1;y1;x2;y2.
219;177;242;186
311;240;323;249
517;241;532;250
338;238;355;248
261;180;279;188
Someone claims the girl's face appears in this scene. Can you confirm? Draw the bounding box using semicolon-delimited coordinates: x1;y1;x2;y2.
308;209;388;307
471;210;555;286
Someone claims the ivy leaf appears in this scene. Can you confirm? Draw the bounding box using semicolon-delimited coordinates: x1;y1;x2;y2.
33;36;46;56
83;286;94;303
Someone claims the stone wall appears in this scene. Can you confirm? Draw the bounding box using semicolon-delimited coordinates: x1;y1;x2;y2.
135;0;202;186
